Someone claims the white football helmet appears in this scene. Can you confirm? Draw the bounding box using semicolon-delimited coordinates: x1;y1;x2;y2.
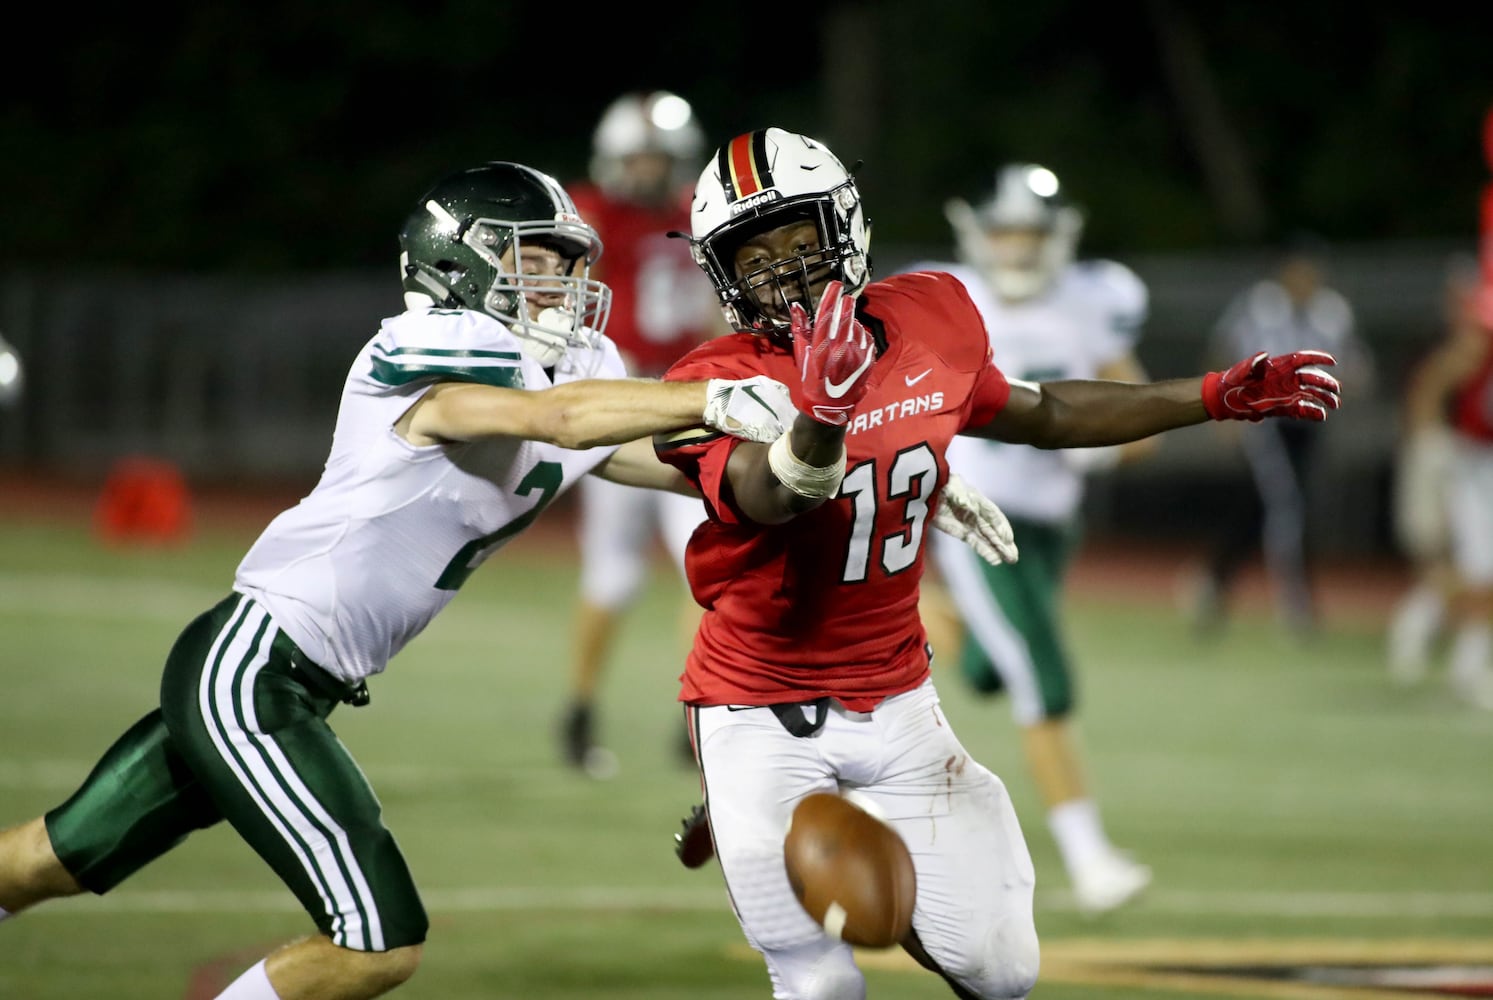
0;331;22;408
589;91;705;205
946;162;1084;301
687;128;872;341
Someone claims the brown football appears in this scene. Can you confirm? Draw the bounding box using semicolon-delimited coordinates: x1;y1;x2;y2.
783;791;916;949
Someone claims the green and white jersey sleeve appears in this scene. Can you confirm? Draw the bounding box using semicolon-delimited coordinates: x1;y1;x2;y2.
919;261;1148;524
234;307;627;685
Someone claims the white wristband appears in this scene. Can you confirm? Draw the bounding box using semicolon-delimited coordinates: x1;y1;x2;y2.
767;433;846;499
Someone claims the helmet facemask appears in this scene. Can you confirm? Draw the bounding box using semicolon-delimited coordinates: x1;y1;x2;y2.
475;218;611;372
693;181;869;344
403;198;612;373
688;129;872;345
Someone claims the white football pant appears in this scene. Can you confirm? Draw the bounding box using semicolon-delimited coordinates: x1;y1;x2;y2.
695;679;1040;1000
1449;438;1493;586
577;475;705;609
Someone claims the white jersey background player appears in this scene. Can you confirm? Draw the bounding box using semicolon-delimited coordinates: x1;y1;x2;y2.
0;161;797;1000
908;162;1160;915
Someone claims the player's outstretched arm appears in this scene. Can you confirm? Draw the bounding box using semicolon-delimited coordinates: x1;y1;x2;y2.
401;374;793;450
724;282;877;525
969;350;1341;448
592;438;701;496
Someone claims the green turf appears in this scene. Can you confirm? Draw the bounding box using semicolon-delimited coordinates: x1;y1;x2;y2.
1;514;1489;999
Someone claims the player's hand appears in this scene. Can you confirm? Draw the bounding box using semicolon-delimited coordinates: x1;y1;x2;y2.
703;375;797;443
790;281;876;427
931;473;1019;565
1202;350;1341;422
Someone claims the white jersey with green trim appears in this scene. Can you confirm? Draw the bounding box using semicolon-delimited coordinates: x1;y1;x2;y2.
235;306;627;684
910;260;1147;523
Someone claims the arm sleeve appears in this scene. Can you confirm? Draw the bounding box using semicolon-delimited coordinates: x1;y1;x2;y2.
882;271;1013;431
964;350;1012;429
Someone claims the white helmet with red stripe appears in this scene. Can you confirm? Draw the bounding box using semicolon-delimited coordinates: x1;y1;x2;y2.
687;128;871;339
589;91;705;205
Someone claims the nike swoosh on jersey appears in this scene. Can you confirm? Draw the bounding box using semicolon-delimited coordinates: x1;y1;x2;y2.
905;368;933;386
824;351;874;398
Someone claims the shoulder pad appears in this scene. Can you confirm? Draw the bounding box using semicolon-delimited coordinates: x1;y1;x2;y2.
369;308;527;389
862;272;992;372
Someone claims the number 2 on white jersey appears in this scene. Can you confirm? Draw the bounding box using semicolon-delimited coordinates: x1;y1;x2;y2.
435;461;562;590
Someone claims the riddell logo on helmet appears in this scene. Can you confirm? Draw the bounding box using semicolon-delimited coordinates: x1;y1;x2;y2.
730;191;783;215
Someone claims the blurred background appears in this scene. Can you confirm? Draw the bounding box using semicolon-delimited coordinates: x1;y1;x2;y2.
1;2;1486;565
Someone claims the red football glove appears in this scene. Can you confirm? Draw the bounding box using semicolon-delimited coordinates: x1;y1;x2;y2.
790;281;876;427
1202;350;1342;422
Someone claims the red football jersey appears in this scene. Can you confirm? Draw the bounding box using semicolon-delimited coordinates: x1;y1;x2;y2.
658;271;1011;710
568;183;717;377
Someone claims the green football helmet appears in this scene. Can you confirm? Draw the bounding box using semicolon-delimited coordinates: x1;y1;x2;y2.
398;162;612;367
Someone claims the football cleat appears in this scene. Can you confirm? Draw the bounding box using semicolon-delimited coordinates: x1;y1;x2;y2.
559;702;618;780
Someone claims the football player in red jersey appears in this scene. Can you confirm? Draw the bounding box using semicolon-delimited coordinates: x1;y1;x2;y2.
557;91;728;776
660;128;1341;1000
1393;256;1493;709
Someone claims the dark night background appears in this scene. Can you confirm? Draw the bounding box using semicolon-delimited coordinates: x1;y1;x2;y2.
3;2;1488;273
0;1;1488;558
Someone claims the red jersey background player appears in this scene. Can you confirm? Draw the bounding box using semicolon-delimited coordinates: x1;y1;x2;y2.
556;92;725;776
1385;106;1493;709
661;127;1342;999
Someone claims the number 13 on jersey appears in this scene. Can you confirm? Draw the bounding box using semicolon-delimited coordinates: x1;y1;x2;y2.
839;443;939;582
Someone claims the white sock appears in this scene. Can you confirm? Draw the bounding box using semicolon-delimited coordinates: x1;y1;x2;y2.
0;904;11;924
1387;583;1446;681
1047;799;1110;873
214;959;282;1000
1450;623;1493;685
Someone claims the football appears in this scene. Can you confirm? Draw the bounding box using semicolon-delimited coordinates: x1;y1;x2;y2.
783;791;916;949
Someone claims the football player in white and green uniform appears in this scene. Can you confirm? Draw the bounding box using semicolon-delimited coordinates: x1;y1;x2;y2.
909;163;1159;917
0;161;796;1000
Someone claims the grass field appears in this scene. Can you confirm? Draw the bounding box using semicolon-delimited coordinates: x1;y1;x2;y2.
1;494;1490;999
